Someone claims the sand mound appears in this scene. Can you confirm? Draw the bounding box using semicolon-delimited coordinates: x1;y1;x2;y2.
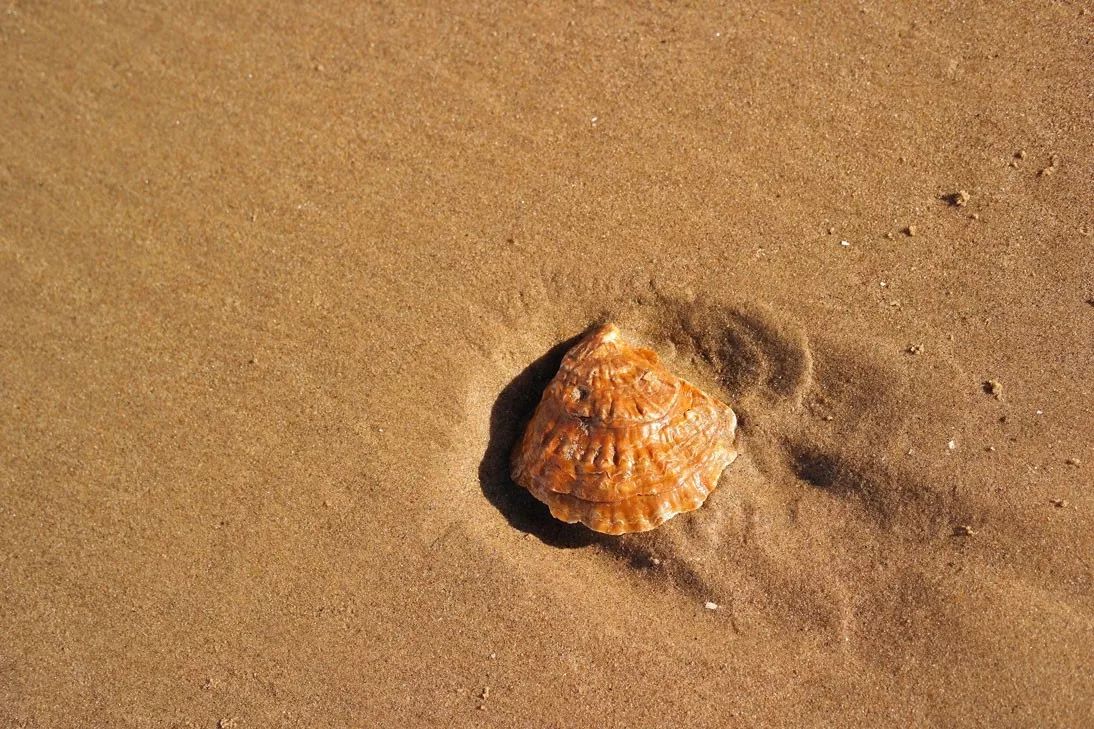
453;287;1089;724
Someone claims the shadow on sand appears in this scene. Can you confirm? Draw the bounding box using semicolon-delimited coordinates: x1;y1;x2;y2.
477;332;603;549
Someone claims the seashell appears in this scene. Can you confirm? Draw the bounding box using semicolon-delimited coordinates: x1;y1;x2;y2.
511;323;739;535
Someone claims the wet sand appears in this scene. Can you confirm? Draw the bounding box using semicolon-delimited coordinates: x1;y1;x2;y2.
1;2;1092;727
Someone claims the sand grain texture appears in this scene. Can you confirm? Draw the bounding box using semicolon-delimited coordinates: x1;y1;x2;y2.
1;1;1092;727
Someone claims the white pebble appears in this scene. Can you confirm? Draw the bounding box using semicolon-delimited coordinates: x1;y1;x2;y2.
704;601;719;610
840;240;851;247
947;439;956;450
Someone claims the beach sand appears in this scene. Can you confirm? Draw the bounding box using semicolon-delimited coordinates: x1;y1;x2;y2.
1;2;1091;726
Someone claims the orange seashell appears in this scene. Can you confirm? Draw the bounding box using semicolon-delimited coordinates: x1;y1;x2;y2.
511;323;739;534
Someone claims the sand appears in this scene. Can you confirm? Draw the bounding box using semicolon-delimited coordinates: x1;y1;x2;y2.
1;1;1092;727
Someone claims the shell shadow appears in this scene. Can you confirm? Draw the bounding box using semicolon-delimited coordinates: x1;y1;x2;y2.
478;332;603;549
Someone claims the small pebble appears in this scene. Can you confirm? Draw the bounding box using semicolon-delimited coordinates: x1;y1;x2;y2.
1065;458;1081;467
904;225;917;237
952;525;976;536
1050;499;1068;508
1038;154;1059;177
651;558;661;566
948;190;970;207
983;379;1003;399
985;446;996;452
840;240;851;247
907;344;924;355
704;601;719;610
947;439;957;450
1016;149;1027;159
